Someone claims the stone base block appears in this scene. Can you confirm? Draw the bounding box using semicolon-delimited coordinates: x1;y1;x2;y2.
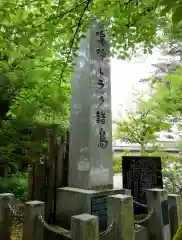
56;187;130;231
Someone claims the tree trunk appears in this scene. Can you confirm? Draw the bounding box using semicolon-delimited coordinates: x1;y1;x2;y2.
140;143;145;156
45;124;57;223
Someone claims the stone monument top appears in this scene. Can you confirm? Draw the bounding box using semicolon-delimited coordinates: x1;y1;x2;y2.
68;21;113;189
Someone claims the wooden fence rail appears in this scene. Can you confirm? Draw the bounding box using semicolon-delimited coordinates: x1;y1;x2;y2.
0;189;182;240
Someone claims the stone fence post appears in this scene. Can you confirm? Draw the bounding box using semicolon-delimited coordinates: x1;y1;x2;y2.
107;194;134;240
71;213;99;240
168;194;182;239
146;188;171;240
0;193;14;240
23;200;45;240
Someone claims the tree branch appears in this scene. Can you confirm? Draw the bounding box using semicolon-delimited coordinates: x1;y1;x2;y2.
125;109;143;140
23;0;92;95
168;176;182;194
123;121;141;144
113;2;157;37
14;0;38;9
59;0;93;84
37;0;88;27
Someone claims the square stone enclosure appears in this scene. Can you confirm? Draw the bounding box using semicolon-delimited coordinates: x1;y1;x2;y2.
56;187;130;231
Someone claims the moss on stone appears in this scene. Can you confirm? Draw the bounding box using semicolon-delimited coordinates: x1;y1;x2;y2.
92;185;108;190
172;224;182;240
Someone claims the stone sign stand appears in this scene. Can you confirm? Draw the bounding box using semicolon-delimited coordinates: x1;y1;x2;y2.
23;200;45;240
0;193;14;240
71;213;99;240
168;194;182;239
146;188;171;240
107;194;134;240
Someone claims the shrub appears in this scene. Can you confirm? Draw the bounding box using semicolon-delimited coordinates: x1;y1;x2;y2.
0;172;28;201
113;155;122;173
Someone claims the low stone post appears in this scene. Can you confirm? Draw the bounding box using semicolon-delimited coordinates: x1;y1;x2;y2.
23;200;45;240
146;188;170;240
107;194;134;240
71;213;99;240
0;193;14;240
168;194;182;239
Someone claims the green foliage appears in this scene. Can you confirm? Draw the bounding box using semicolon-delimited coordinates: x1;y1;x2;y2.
113;91;170;154
0;0;182;176
0;172;28;201
0;0;74;125
0;0;181;125
113;151;142;173
0;0;76;168
172;224;182;240
113;155;122;173
140;67;182;196
160;0;182;25
0;0;180;73
149;66;182;127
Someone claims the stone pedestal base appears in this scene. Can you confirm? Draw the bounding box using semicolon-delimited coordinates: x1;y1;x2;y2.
56;187;130;231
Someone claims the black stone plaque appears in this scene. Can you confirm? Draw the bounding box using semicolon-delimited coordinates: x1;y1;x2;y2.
161;200;169;226
91;196;107;231
122;156;163;214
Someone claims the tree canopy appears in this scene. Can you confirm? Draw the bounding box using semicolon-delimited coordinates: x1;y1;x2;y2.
113;90;172;154
1;0;182;170
0;0;182;125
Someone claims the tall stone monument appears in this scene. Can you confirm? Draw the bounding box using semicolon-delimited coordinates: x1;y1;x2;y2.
56;21;128;231
68;20;112;189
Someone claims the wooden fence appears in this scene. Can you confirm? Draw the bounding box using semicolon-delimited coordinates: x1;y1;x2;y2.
0;188;182;240
28;129;69;223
